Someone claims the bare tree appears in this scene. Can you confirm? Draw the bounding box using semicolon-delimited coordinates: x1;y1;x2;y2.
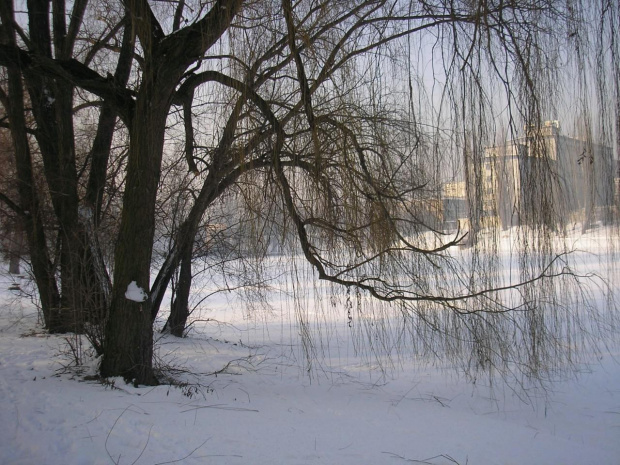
0;0;618;386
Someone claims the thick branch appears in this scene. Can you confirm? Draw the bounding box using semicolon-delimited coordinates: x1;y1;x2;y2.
172;0;186;32
158;0;244;69
122;0;165;52
65;0;89;57
0;44;135;126
181;89;198;174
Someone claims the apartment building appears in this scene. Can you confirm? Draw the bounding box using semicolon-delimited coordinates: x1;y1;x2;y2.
443;121;620;229
480;121;616;229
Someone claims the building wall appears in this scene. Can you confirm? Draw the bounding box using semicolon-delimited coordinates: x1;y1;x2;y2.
483;142;527;228
474;121;616;229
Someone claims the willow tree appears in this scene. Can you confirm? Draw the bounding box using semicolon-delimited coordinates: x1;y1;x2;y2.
0;0;618;385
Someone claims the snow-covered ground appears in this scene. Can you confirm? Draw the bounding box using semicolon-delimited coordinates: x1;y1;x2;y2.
1;231;619;465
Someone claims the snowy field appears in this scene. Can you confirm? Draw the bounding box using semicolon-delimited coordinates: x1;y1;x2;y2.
1;230;619;465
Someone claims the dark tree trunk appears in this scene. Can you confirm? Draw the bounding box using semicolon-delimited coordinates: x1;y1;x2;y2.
21;0;90;333
25;77;89;332
165;243;193;337
100;78;172;385
86;16;135;225
0;1;62;328
150;221;195;323
0;0;92;333
3;78;61;327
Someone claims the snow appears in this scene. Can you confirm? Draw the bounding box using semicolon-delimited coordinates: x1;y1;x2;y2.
125;281;148;303
1;231;619;465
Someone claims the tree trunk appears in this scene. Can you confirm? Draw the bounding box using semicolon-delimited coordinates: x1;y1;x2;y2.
86;17;135;226
0;1;61;328
164;243;193;337
22;0;85;332
100;79;172;385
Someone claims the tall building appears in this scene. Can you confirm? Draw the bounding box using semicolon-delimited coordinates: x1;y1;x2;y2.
481;121;616;229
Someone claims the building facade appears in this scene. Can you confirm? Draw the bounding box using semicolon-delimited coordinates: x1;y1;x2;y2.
441;121;617;231
481;121;616;230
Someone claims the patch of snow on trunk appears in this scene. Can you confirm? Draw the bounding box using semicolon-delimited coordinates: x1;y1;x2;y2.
125;281;148;302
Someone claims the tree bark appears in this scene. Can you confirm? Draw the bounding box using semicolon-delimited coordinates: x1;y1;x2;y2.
165;245;193;337
21;0;94;333
0;0;62;328
86;15;135;225
100;73;173;384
